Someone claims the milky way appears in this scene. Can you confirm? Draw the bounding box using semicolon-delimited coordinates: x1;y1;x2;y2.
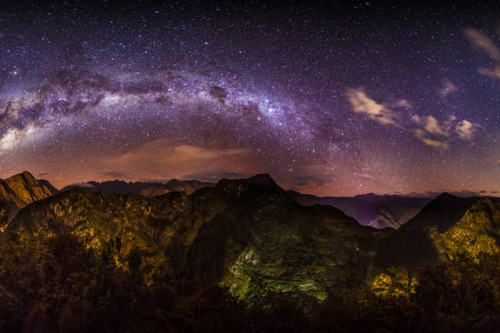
0;1;499;196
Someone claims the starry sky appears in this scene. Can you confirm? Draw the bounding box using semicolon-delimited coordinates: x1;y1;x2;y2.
0;1;499;197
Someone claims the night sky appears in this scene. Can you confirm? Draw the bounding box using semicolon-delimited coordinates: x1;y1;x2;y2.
0;1;499;197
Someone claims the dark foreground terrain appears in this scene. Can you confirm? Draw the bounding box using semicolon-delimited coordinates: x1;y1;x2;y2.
1;172;500;332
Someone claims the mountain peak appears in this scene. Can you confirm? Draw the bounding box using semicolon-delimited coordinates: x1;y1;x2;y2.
0;171;57;217
402;192;479;232
8;171;36;181
247;173;276;186
216;173;277;191
20;170;34;177
211;174;283;200
434;192;458;200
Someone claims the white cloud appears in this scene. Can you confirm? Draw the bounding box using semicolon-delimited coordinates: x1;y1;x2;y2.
346;89;480;149
424;116;449;136
411;115;479;143
413;129;449;150
421;138;449;150
464;28;500;61
411;115;450;137
346;89;399;126
464;28;500;79
477;66;500;80
456;120;479;140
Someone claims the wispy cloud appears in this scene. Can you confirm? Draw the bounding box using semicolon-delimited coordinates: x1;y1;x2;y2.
182;170;253;182
393;99;412;109
413;129;449;149
456;120;479;140
412;115;450;136
423;189;485;198
346;89;399;126
95;139;250;181
476;67;500;80
346;87;481;150
464;28;500;61
410;114;480;149
439;79;458;97
464;28;500;79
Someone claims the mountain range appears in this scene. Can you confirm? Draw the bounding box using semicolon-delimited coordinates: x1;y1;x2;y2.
5;173;378;303
61;178;215;196
2;172;500;289
0;171;499;330
287;190;432;229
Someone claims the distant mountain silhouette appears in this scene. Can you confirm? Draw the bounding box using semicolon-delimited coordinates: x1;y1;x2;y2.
287;191;431;229
61;179;215;196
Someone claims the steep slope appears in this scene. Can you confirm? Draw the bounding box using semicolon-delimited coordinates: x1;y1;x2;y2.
8;185;228;282
7;174;378;303
0;201;8;231
369;194;500;296
428;197;500;258
184;176;380;303
375;194;500;271
0;171;57;217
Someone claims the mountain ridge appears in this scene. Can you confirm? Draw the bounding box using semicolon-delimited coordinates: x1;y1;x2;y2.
286;190;432;229
6;173;377;303
0;171;58;220
1;171;500;331
61;178;215;196
374;194;500;274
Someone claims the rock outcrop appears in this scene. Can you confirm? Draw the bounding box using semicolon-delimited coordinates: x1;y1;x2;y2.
0;171;57;218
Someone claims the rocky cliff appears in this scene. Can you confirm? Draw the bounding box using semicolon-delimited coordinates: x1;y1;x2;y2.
0;171;57;218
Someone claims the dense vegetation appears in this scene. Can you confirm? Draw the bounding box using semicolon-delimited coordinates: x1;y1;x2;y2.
1;173;499;331
1;230;499;332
